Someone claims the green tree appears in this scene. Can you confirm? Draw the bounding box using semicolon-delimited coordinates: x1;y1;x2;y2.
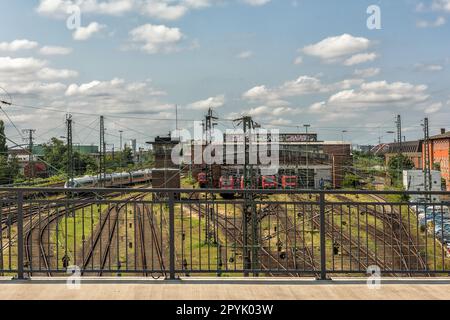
121;146;134;167
42;138;67;174
343;173;361;189
388;154;415;186
0;120;7;156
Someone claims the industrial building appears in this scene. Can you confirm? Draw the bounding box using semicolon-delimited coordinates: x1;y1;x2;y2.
403;170;441;202
423;129;450;191
148;136;181;189
372;140;423;170
188;133;351;189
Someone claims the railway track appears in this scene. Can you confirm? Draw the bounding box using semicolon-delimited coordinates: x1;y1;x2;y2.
186;197;307;276
289;194;384;273
366;194;429;274
80;189;166;277
24;200;104;276
264;203;319;277
330;194;429;276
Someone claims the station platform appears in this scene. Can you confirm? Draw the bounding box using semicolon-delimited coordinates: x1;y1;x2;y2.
1;277;450;300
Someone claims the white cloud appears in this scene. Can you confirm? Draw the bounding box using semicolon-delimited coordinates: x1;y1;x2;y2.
268;118;292;126
307;81;432;121
66;78;125;96
432;0;450;12
246;105;298;117
417;16;446;28
354;68;380;78
1;82;67;95
236;50;253;59
39;46;73;55
242;75;364;108
0;39;39;52
38;67;78;80
302;34;372;63
140;0;188;20
129;24;184;54
344;52;378;66
187;94;225;110
65;78;164;99
279;76;328;96
37;0;135;17
323;81;429;109
424;102;443;114
73;22;105;40
36;0;215;21
0;57;46;74
242;85;287;106
293;56;303;65
242;0;271;6
414;63;444;72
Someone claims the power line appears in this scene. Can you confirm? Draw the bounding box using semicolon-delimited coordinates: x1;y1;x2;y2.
8;101;196;122
0;107;23;140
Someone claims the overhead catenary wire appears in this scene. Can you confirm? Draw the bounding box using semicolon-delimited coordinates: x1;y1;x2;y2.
0;107;24;140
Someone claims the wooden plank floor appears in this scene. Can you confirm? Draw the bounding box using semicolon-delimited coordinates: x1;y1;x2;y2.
1;278;450;300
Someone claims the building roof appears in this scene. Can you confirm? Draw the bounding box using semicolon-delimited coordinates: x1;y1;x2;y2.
429;131;450;140
372;140;422;156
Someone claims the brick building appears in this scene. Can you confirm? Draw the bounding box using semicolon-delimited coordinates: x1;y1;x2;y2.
423;129;450;191
323;142;353;189
372;140;423;170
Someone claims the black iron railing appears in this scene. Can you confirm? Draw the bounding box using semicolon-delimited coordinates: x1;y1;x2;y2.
0;188;449;279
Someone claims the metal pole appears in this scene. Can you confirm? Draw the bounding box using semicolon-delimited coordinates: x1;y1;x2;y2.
319;192;327;280
304;124;310;188
168;191;176;280
66;114;73;185
17;190;24;280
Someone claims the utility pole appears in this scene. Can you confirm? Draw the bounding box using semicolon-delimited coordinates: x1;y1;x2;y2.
304;124;311;189
119;130;123;152
423;118;432;197
234;115;259;276
205;108;218;188
99;116;106;187
396;115;403;184
22;129;36;182
66;114;74;186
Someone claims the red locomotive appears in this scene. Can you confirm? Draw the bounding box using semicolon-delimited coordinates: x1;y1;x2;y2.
217;174;308;198
219;176;237;199
281;176;297;189
197;172;207;188
261;176;277;190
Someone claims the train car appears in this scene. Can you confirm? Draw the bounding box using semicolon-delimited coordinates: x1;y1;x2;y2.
198;172;207;188
111;172;130;186
64;170;152;189
281;176;297;189
261;176;277;190
131;169;152;185
64;176;98;188
219;176;236;199
99;174;113;187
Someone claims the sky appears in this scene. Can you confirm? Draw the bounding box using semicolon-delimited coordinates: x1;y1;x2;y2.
0;0;449;150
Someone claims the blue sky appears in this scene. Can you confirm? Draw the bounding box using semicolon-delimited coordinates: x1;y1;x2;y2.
0;0;449;149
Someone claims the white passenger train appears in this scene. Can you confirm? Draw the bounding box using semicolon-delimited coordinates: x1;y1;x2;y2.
64;169;152;188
